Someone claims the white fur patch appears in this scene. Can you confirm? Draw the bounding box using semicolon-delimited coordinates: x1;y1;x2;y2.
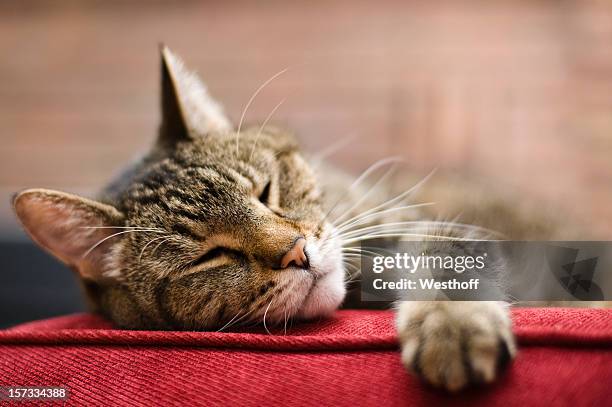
296;230;346;319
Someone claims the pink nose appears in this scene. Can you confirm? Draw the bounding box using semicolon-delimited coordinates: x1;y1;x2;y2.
280;238;308;269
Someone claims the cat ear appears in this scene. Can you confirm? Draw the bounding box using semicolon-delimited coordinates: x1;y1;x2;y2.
13;189;125;281
158;45;232;147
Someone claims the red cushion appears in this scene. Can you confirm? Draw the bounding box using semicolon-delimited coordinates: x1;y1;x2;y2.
1;308;610;406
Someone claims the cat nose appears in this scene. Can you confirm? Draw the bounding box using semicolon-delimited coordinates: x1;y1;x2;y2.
280;238;309;269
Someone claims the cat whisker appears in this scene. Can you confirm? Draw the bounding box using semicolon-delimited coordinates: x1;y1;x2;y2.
233;308;260;330
330;160;401;226
343;265;362;279
340;232;482;245
138;235;171;264
217;310;252;332
347;157;404;193
338;225;429;239
335;203;436;233
216;312;241;332
342;257;361;265
150;237;174;257
332;168;437;229
342;245;395;255
322;157;403;225
235;68;289;156
343;219;502;239
79;226;166;232
342;248;385;258
342;260;361;271
262;298;275;335
82;229;166;259
248;98;286;161
283;307;288;336
341;249;384;258
289;314;295;331
342;261;361;283
339;226;430;241
342;229;434;241
337;221;471;240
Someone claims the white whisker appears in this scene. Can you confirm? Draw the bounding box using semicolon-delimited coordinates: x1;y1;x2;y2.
343;220;502;239
330;160;401;226
249;98;286;161
342;245;395;254
335;203;435;233
342;261;361;283
341;248;386;258
151;237;174;256
81;229;165;259
283;307;288;335
341;232;480;245
138;235;170;264
79;226;166;232
236;68;289;156
333;169;437;229
217;310;251;332
322;157;403;224
337;221;486;240
262;299;275;335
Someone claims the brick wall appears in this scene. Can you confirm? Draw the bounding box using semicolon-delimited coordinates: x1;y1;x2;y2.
1;0;611;237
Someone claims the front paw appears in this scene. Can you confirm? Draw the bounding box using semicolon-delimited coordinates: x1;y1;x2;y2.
396;301;515;392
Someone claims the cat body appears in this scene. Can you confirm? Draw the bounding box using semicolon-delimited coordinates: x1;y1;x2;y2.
13;47;514;392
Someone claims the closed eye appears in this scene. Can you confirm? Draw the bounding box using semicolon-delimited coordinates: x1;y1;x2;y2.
190;247;245;268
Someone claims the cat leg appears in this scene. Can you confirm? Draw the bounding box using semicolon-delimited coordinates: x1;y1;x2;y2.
396;300;515;391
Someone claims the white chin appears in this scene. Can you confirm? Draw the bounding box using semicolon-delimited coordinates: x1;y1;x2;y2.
296;267;346;320
294;230;346;320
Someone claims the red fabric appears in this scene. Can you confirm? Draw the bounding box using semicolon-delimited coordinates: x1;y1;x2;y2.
0;308;610;406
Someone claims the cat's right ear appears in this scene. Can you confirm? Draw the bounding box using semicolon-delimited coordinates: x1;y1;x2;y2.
13;189;125;282
158;45;232;148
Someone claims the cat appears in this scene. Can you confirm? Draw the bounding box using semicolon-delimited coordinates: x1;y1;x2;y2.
12;47;514;392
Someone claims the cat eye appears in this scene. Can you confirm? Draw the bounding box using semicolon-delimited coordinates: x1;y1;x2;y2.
258;181;271;204
190;247;245;268
190;247;228;267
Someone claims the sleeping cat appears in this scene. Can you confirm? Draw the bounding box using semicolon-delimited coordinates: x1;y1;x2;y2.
12;47;514;392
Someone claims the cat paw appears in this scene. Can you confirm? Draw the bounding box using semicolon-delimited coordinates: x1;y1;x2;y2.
396;301;515;392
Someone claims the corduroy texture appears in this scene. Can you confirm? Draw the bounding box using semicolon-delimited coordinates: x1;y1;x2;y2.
0;308;610;406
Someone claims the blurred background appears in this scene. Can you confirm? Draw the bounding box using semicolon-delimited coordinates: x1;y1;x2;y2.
1;0;611;326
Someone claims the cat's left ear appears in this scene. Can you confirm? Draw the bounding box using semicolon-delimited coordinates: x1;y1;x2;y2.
13;189;125;282
158;46;232;148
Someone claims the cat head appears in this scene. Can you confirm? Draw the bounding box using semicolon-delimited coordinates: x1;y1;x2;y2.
13;47;346;330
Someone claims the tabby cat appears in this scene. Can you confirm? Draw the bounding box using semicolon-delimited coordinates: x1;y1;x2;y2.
13;47;514;392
